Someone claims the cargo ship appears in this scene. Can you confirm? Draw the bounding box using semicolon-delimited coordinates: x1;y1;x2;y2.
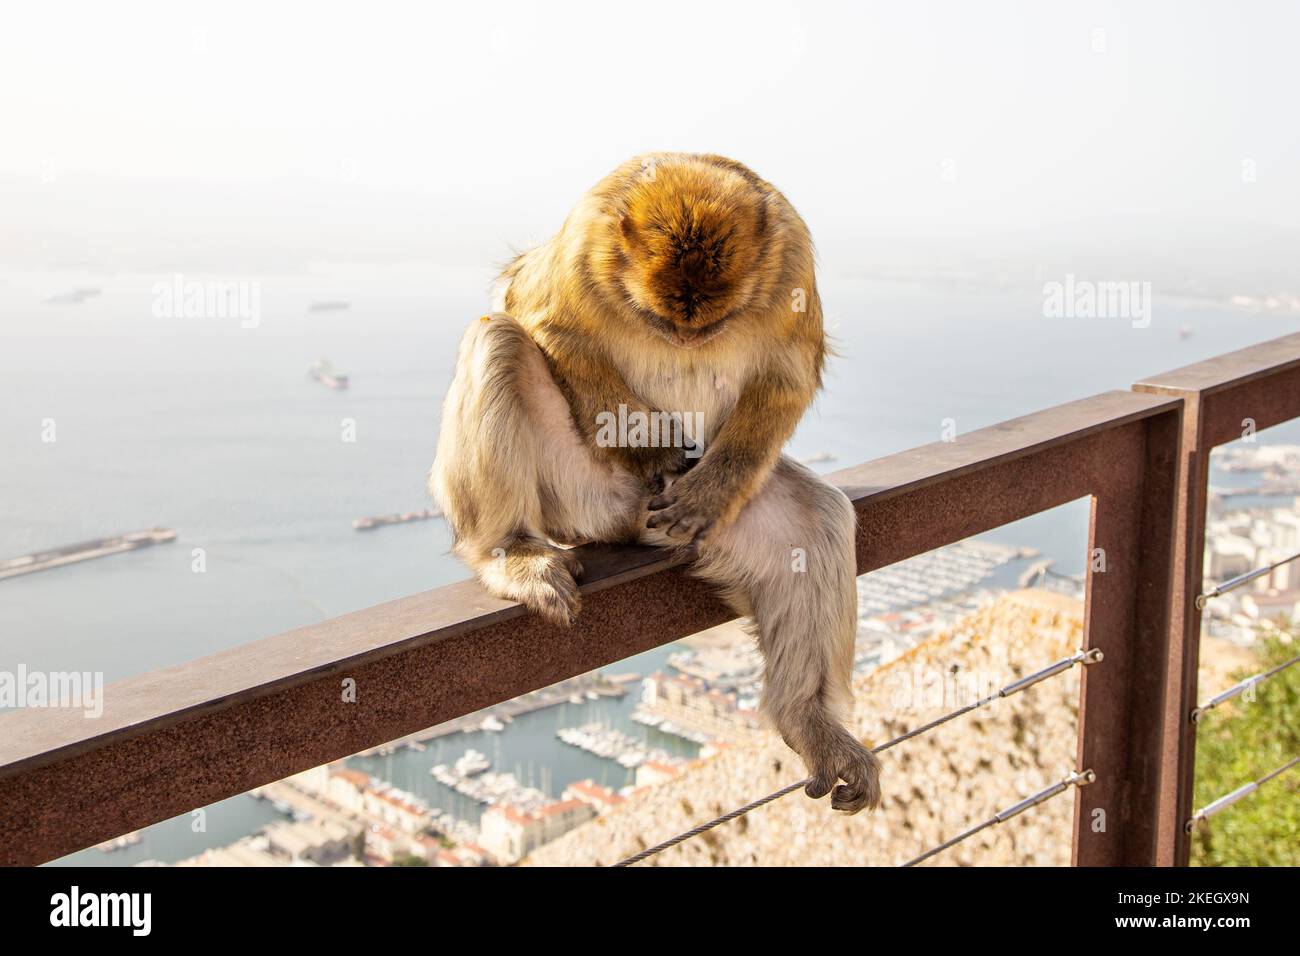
308;300;350;313
309;358;349;390
0;528;177;581
352;508;440;531
44;287;102;305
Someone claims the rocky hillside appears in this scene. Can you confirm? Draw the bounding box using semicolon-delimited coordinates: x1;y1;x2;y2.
527;589;1090;867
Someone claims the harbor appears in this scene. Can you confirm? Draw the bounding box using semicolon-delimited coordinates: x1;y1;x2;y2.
44;536;1048;866
556;722;686;770
354;672;630;756
429;761;551;813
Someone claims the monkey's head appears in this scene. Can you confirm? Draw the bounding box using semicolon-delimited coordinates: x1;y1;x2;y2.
613;158;770;348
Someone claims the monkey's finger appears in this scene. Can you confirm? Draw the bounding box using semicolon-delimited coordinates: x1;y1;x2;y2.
646;494;674;511
645;511;674;530
676;521;713;542
831;782;869;814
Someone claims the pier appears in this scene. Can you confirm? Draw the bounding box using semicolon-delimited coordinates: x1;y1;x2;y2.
352;509;440;531
0;529;176;582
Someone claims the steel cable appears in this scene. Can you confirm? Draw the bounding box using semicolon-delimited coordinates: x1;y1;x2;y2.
612;647;1103;867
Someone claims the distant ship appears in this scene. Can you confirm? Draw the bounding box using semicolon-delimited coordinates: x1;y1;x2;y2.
0;529;177;581
309;358;349;390
352;509;440;531
44;287;101;305
308;301;351;313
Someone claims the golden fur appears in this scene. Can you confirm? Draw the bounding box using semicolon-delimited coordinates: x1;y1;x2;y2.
431;154;880;812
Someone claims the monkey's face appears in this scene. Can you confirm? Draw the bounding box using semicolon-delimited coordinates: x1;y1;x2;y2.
615;169;768;348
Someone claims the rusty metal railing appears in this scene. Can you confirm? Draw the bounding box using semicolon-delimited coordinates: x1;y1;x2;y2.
1136;329;1300;863
3;331;1300;867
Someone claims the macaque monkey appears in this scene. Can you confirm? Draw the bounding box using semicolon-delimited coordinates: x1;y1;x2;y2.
431;153;879;813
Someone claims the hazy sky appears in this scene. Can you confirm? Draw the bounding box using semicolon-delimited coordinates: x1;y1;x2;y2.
3;1;1298;272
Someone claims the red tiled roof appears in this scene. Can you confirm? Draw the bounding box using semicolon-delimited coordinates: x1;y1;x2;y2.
330;768;371;789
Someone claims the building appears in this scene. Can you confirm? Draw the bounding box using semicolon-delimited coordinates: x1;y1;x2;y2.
479;799;595;863
479;805;538;863
536;799;594;842
1240;588;1300;623
287;763;331;795
563;779;624;813
636;759;682;788
327;767;372;812
363;824;403;864
639;671;763;743
1205;531;1255;581
265;819;354;865
362;785;430;834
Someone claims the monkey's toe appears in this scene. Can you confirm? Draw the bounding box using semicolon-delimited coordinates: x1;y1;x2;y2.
804;773;835;800
800;732;882;814
555;547;584;580
524;574;581;627
508;549;582;627
831;746;881;815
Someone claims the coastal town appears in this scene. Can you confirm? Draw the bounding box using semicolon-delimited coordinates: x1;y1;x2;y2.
141;538;1046;867
97;441;1295;867
1200;443;1300;641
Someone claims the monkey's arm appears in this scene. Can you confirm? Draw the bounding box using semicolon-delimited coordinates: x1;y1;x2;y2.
541;325;694;482
646;360;813;540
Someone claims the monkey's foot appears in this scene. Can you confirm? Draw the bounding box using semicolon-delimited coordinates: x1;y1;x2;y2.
803;731;882;815
489;541;583;627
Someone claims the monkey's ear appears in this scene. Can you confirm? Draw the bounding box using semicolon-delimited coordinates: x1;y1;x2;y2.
619;214;635;240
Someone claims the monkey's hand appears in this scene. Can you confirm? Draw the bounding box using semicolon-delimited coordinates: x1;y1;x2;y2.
643;439;702;496
644;459;733;542
647;367;809;542
609;441;696;493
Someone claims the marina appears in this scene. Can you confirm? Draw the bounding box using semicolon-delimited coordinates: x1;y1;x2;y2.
854;540;1033;617
355;673;627;756
629;711;714;746
429;765;550;812
556;722;685;770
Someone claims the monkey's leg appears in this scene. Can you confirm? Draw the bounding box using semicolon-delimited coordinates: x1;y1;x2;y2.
662;456;880;813
431;314;639;627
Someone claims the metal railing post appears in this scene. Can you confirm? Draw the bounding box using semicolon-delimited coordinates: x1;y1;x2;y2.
1071;409;1182;865
1136;329;1300;864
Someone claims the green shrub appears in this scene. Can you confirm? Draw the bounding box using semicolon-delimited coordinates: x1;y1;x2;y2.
1191;634;1299;867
